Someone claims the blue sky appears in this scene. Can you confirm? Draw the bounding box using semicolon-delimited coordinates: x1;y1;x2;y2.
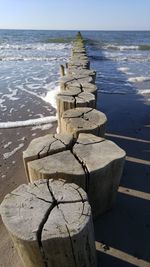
0;0;150;30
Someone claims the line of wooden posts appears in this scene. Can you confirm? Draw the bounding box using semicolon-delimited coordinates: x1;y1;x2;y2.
0;32;126;267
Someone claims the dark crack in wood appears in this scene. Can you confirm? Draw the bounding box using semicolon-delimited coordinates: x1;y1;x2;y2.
26;191;52;204
36;180;58;267
70;143;90;194
47;138;58;155
75;139;105;146
38;145;47;159
36;201;57;267
65;224;78;267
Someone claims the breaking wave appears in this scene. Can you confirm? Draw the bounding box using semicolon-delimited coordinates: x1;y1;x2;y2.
0;43;70;51
103;44;150;51
128;77;150;83
0;116;57;129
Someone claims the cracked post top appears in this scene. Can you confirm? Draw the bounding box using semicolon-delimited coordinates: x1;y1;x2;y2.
0;179;90;242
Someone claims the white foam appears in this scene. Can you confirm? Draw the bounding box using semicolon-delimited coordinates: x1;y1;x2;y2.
0;98;6;109
118;67;130;73
42;85;60;109
10;108;15;114
138;89;150;95
100;89;126;95
32;123;53;131
0;43;70;51
17;84;43;100
104;44;139;51
32;133;37;137
2;89;19;101
17;82;59;109
3;143;24;159
128;77;150;83
4;141;12;149
0;116;57;129
20;104;25;108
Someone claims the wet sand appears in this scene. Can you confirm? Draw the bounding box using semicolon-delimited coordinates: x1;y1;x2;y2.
95;92;150;266
0;121;57;267
0;92;150;267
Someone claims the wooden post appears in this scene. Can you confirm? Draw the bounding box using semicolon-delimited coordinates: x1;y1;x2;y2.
0;179;97;267
56;89;96;132
24;133;126;218
60;64;65;77
23;133;73;181
59;72;96;91
61;107;107;138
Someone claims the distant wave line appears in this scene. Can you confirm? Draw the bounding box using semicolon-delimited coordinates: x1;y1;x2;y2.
0;116;57;129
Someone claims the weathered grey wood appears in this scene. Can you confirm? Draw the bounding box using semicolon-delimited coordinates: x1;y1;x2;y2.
71;51;87;58
82;83;97;97
71;49;86;55
56;88;80;131
75;91;96;108
64;83;97;97
68;58;90;69
61;107;107;138
67;69;96;82
59;73;96;90
56;89;96;132
0;179;97;267
25;133;125;218
73;134;126;218
23;133;73;181
28;150;86;187
71;53;88;59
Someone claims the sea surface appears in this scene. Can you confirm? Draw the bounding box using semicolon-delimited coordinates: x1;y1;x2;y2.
0;30;150;132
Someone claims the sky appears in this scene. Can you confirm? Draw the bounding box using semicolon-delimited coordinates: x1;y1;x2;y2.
0;0;150;31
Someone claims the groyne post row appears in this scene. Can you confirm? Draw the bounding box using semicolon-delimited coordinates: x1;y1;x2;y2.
0;32;126;267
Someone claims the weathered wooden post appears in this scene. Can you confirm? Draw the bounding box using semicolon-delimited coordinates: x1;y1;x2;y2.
0;179;97;267
61;107;107;138
23;133;73;181
56;88;96;132
59;72;96;90
60;64;65;77
23;133;126;218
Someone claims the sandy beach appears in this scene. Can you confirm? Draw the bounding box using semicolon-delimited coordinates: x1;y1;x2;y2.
0;90;149;267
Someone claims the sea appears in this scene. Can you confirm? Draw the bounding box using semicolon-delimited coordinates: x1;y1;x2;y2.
0;30;150;125
0;30;150;161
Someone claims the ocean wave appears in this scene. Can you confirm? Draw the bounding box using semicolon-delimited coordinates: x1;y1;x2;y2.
128;77;150;83
103;52;150;62
0;42;70;51
103;44;139;51
117;67;130;74
103;44;150;51
0;116;57;129
138;89;150;95
0;56;59;62
99;89;127;95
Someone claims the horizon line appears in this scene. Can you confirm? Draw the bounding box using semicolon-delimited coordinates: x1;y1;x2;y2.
0;28;150;32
